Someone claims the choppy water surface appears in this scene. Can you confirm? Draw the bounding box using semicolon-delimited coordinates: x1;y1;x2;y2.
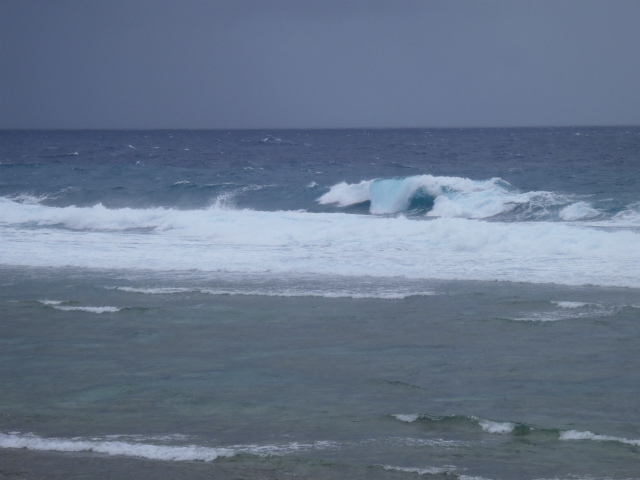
1;128;639;479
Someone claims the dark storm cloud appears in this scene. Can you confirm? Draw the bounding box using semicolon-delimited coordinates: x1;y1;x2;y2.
1;0;639;128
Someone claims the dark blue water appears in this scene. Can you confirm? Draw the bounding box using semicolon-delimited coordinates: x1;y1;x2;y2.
1;128;639;479
2;128;638;212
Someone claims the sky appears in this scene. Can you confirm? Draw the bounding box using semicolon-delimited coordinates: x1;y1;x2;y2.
1;0;639;129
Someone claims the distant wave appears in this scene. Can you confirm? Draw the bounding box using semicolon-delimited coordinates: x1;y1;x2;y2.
552;301;591;308
39;300;121;313
390;413;640;448
382;465;457;476
391;414;522;435
559;430;640;447
505;301;614;322
382;464;494;480
109;285;435;300
53;306;121;314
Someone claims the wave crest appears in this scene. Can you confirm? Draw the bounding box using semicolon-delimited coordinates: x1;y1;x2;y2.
318;175;571;219
0;431;336;462
391;413;640;448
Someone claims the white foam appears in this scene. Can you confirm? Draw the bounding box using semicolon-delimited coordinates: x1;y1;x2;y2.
113;287;190;295
511;303;612;322
510;313;575;322
38;301;121;313
112;286;432;299
100;434;190;442
317;180;372;207
383;465;454;475
0;432;336;462
559;430;640;447
553;301;590;309
2;198;640;288
559;202;600;221
53;306;121;313
393;414;420;423
476;419;515;434
610;202;640;226
9;193;54;204
39;300;63;305
0;432;232;461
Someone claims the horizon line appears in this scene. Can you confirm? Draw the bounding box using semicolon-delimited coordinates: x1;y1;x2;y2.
2;124;639;132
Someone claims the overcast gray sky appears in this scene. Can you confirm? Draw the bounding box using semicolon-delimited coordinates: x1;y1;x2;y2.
1;0;639;129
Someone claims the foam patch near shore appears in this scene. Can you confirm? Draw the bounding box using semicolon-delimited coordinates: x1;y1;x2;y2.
0;432;336;462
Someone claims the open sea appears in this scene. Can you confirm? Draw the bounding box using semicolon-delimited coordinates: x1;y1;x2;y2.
1;127;639;479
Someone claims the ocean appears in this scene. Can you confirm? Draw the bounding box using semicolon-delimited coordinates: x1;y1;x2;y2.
0;127;639;479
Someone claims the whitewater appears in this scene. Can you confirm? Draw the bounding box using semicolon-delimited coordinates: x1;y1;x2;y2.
1;175;639;288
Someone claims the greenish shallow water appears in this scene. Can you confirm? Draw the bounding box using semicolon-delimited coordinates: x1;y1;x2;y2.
1;267;639;479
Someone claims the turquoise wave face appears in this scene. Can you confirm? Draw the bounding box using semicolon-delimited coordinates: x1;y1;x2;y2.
318;174;638;222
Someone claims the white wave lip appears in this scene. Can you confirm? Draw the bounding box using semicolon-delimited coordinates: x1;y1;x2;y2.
113;286;190;295
559;430;640;447
317;180;372;207
392;414;420;423
39;300;121;313
53;306;121;313
476;419;515;434
559;202;600;221
2;197;640;288
0;432;336;462
552;301;590;309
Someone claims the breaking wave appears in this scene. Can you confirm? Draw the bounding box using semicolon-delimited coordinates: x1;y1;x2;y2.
559;201;601;221
559;430;640;447
318;174;580;219
2;195;640;288
506;301;615;322
108;284;435;300
39;300;121;313
390;413;640;448
391;414;522;435
0;431;336;462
